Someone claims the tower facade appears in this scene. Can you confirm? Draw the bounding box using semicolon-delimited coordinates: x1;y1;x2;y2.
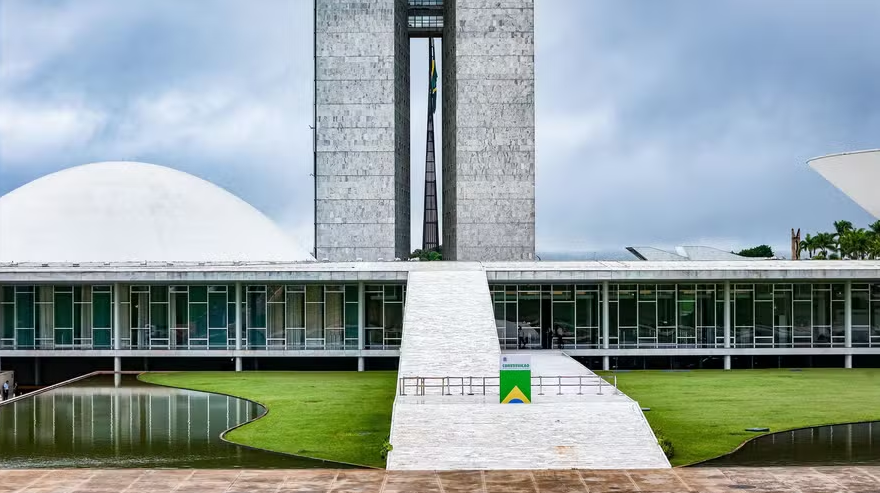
314;0;535;261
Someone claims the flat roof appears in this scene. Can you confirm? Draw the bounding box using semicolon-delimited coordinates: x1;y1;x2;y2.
1;260;880;282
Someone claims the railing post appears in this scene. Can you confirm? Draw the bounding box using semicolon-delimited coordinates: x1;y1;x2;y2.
577;376;583;395
614;375;618;395
557;376;563;395
482;377;486;396
538;376;544;395
598;377;603;395
468;376;474;395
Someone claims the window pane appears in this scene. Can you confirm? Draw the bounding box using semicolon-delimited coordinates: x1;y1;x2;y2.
54;291;73;329
286;292;305;328
209;292;227;328
697;291;715;326
189;286;207;303
553;303;574;340
774;290;792;326
190;304;207;338
172;293;188;328
15;289;34;328
518;291;541;330
345;302;358;340
151;303;168;338
853;290;870;326
306;303;323;338
307;285;324;303
619;290;636;327
268;302;284;339
366;292;383;328
326;292;344;328
812;289;830;326
247;292;266;328
384;303;403;340
657;291;675;327
734;291;754;327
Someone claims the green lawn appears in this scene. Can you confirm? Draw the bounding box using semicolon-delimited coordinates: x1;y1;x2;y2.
597;369;880;466
139;371;397;468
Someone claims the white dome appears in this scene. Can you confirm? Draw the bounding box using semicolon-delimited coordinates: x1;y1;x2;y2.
809;150;880;219
0;162;314;263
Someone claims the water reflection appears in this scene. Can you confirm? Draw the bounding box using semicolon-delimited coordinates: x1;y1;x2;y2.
699;422;880;467
0;376;340;469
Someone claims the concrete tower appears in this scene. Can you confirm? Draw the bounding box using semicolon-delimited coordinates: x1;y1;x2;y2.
314;0;535;261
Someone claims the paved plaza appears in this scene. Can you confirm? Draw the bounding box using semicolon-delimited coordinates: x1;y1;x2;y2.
3;467;880;492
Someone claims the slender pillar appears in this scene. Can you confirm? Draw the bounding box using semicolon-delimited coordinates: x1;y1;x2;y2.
114;356;121;388
358;357;365;372
845;280;853;369
723;281;731;370
34;358;40;386
358;282;366;351
113;283;122;351
602;281;610;371
234;282;243;372
235;282;242;351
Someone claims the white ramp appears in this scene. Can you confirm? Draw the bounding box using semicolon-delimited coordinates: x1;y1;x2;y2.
397;266;499;378
387;271;669;470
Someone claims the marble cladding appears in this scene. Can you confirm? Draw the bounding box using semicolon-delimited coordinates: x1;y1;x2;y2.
315;0;410;261
316;0;534;261
442;0;536;261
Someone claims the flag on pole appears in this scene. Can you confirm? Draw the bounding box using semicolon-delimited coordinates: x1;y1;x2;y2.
429;38;438;114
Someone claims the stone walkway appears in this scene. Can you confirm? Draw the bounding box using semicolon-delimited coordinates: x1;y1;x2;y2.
2;467;880;492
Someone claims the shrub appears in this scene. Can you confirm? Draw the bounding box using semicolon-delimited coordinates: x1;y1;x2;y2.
655;431;674;459
380;436;394;459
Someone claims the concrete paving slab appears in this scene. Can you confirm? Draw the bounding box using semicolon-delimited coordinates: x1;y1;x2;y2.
3;468;880;492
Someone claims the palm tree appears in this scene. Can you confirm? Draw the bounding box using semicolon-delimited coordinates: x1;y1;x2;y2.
833;220;854;256
799;233;816;259
869;220;880;236
814;232;836;258
840;229;871;260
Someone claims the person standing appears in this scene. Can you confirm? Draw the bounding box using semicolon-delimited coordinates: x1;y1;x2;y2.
1;380;8;401
12;381;18;398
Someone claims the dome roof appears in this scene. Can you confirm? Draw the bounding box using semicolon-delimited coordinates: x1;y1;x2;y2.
0;161;314;263
809;150;880;219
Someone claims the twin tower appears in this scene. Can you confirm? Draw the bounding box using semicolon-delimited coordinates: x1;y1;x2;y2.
314;0;536;261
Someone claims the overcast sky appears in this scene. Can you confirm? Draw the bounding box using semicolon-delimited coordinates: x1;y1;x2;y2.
2;0;878;257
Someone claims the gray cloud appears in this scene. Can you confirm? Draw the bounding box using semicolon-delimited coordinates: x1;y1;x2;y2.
2;0;878;257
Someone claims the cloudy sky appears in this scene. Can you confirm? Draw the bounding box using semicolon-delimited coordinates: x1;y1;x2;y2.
1;0;879;258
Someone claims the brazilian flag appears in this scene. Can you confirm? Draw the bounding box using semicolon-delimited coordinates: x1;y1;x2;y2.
429;38;438;114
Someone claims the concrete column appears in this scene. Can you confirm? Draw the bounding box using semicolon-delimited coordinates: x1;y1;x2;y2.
113;283;122;351
358;357;365;372
723;281;731;370
602;281;611;371
845;280;853;369
235;357;242;372
114;356;121;388
601;281;610;349
358;282;366;351
234;282;242;351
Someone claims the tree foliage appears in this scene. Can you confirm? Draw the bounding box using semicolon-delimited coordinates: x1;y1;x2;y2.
799;220;880;260
736;245;774;258
409;246;442;261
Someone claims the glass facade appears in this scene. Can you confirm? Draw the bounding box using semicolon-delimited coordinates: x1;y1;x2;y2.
0;284;405;351
492;282;880;350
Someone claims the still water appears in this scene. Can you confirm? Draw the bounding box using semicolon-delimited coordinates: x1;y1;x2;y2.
699;422;880;466
0;376;343;468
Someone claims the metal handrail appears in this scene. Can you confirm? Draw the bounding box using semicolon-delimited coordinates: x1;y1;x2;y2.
397;375;619;397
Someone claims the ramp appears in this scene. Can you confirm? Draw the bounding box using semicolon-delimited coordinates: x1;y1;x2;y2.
387;271;669;470
397;266;499;378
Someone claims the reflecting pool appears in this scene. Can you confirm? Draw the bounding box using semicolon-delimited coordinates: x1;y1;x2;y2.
0;376;343;468
699;422;880;466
